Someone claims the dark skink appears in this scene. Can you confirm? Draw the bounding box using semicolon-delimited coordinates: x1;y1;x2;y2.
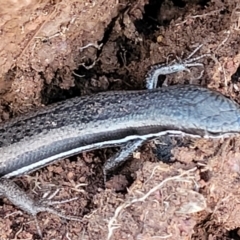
1;84;240;178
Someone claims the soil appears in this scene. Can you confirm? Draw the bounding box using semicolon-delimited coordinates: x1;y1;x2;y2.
0;0;240;239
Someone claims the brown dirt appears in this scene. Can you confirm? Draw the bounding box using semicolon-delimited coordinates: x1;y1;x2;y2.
0;0;240;239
